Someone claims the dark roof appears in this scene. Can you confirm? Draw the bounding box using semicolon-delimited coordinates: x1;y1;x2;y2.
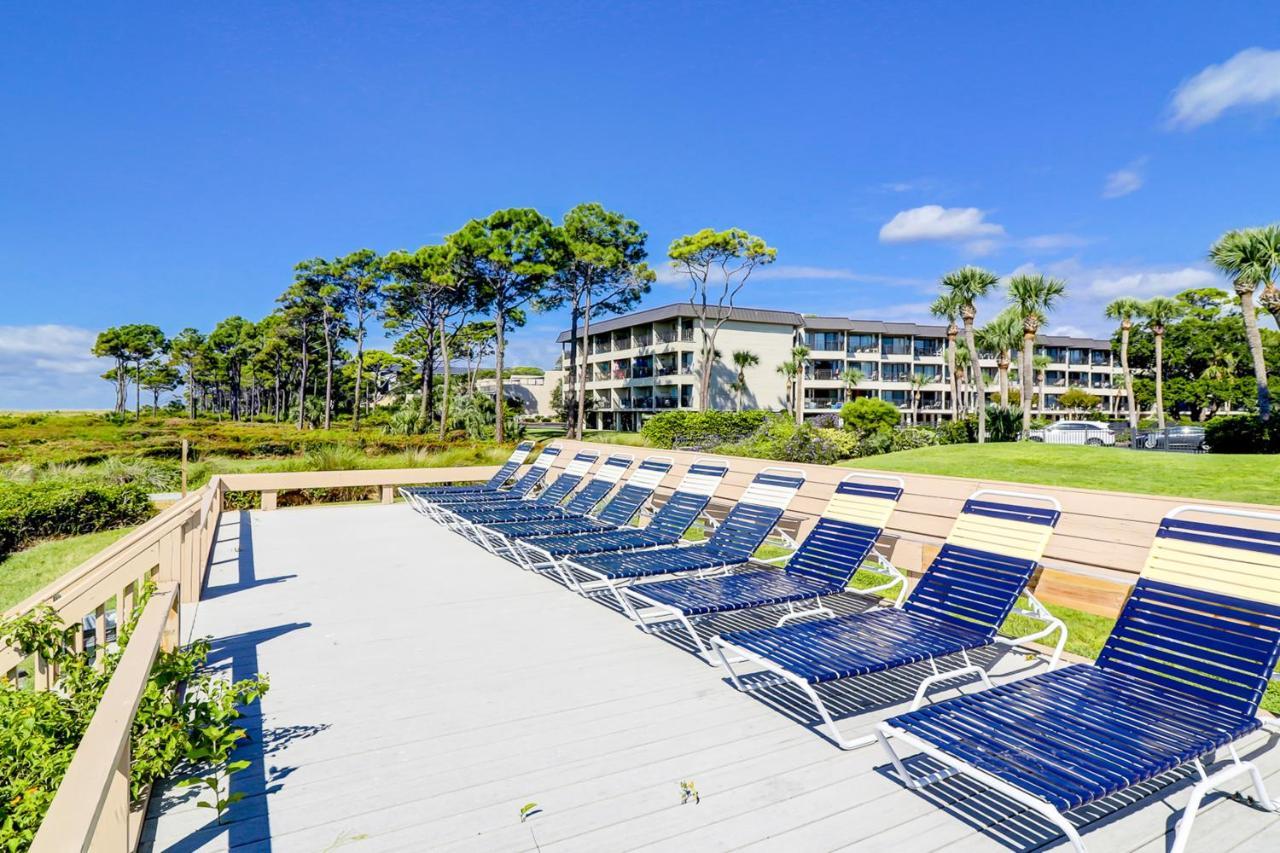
555;303;802;342
557;303;1113;349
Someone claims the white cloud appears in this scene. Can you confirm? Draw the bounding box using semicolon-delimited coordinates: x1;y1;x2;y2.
1084;267;1217;300
1168;47;1280;129
1102;159;1146;198
1020;233;1090;250
879;205;1006;244
877;178;935;193
0;325;113;410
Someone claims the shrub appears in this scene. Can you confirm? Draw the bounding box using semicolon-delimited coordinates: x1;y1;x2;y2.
718;414;839;465
815;428;861;459
640;411;767;449
0;480;155;558
985;405;1023;442
934;417;975;445
1205;415;1278;454
840;398;899;435
890;427;940;453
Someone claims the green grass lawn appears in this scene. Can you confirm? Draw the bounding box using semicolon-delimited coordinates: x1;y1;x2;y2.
0;527;137;610
845;442;1280;505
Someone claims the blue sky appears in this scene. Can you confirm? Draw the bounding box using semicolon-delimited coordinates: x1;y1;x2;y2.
2;2;1279;408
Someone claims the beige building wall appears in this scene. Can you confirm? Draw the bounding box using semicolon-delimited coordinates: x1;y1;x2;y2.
698;320;794;411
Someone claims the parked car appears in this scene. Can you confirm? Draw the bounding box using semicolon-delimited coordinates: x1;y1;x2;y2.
1135;425;1209;453
1027;420;1116;446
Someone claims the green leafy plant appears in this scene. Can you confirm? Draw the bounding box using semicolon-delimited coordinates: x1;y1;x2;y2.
0;589;269;848
839;397;900;436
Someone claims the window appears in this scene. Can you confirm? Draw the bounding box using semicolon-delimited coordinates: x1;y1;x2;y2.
913;337;944;357
805;331;842;351
882;336;911;356
1068;348;1088;365
881;390;908;406
847;333;877;353
847;361;878;380
914;365;942;381
1091;350;1111;366
882;362;910;382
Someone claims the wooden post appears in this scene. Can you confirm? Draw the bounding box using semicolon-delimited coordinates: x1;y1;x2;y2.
261;490;278;511
181;439;189;497
380;485;394;505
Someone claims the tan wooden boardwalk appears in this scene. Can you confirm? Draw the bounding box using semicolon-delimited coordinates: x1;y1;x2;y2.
141;503;1280;852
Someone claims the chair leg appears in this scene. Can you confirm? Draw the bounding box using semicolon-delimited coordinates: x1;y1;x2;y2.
1172;748;1277;853
775;597;835;626
907;651;994;711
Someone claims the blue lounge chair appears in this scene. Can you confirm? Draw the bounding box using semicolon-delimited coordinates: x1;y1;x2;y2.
463;453;635;548
563;468;806;613
518;459;730;577
480;456;674;564
877;505;1280;853
438;450;599;534
417;444;563;524
712;490;1064;749
625;473;905;662
400;440;534;512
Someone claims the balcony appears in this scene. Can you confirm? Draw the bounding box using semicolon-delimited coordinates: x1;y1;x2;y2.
631;396;654;408
680;327;694;342
655;330;678;344
654;396;680;409
806;368;843;381
633;333;653;348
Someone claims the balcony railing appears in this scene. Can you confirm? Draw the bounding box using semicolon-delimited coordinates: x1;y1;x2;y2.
655;330;677;344
633;334;652;347
631;397;654;408
806;369;842;380
656;365;679;376
680;328;694;342
655;397;679;409
632;368;653;379
611;369;629;380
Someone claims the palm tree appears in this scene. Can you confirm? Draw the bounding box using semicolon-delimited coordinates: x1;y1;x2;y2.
1007;274;1066;436
930;292;964;422
1138;296;1184;429
1248;224;1280;328
1210;228;1276;421
954;343;972;413
1033;353;1051;412
776;344;810;424
1104;297;1143;432
730;349;759;412
1201;351;1239;418
908;371;930;424
940;267;999;442
977;308;1023;408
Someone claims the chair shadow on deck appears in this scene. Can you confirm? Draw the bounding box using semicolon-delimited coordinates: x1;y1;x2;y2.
143;510;322;853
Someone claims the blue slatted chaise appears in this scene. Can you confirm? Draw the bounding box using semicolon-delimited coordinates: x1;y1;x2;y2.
563;468;806;613
482;457;674;565
712;489;1064;749
468;454;634;551
877;505;1280;853
625;473;905;663
400;440;534;514
519;460;729;579
438;450;599;535
416;444;563;524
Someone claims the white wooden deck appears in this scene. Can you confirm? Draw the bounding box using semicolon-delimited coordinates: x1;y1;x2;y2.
142;503;1280;852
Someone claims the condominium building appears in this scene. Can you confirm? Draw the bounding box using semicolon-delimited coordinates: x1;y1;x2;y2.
557;303;1127;431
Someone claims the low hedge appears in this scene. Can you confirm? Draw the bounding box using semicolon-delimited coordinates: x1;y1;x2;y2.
0;480;155;558
1204;415;1279;454
640;411;768;448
